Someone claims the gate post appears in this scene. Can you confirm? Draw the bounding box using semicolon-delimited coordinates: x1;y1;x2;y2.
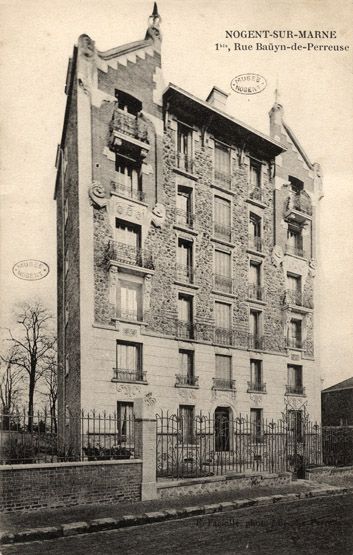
134;397;157;501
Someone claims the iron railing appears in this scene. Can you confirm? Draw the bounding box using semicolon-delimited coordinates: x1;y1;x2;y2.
286;192;312;216
175;374;199;387
247;381;267;393
117;309;139;321
110;180;145;202
214;327;235;346
107;241;154;270
156;411;322;480
286;337;303;349
214;274;234;294
248;334;264;350
175;208;194;228
248;236;263;253
113;369;147;383
0;410;135;464
213;378;236;390
214;223;233;243
214;170;232;190
286;384;306;396
249;188;264;203
175;153;194;174
284;290;314;309
286;244;305;258
111;110;149;143
176;321;195;340
176;264;194;283
248;284;265;302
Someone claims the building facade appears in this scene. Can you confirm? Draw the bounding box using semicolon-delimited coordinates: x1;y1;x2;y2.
322;378;353;426
55;5;323;443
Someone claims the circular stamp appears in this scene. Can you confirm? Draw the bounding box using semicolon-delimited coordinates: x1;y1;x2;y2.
230;74;267;95
13;260;49;281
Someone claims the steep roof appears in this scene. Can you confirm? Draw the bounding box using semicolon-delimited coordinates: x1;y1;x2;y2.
322;377;353;393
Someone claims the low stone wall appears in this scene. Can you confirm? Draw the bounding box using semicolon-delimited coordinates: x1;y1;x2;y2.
0;459;142;513
306;465;353;482
157;472;291;499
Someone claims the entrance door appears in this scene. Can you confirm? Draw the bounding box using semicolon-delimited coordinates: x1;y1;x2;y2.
215;407;230;451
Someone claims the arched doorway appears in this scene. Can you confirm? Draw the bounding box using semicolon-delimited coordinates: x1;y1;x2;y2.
215;407;230;452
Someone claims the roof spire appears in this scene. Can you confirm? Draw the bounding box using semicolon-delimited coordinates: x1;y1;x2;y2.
145;3;162;44
274;78;281;105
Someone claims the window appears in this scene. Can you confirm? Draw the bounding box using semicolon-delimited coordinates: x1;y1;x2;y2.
249;261;263;300
65;354;69;377
115;155;142;199
288;319;302;349
250;159;262;189
177;294;193;338
65;303;69;326
287;365;304;395
177;238;193;282
288;409;303;441
177;123;193;173
117;401;134;447
64;198;69;225
249;310;262;349
214;142;231;189
214;250;232;293
176;186;193;227
115;90;141;116
116;220;140;249
286;273;302;305
215;302;232;344
214;196;232;242
119;280;142;321
179;405;195;443
287;225;303;257
249;359;264;392
215;354;233;389
116;341;142;381
249;213;262;252
177;350;196;386
250;408;263;443
288;176;304;194
64;250;69;276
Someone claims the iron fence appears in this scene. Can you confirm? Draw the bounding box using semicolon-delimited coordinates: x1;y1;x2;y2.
0;410;135;465
156;411;322;480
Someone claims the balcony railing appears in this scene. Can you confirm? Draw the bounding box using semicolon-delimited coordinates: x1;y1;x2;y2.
213;377;236;390
248;236;263;253
214;170;232;190
117;310;139;322
286;384;306;396
286;337;303;349
214;223;233;243
175;374;199;387
286;192;312;216
248;335;264;350
214;327;235;346
113;368;147;383
175;153;194;174
110;180;146;202
247;381;267;393
108;241;154;270
111;110;149;143
176;321;195;340
247;284;265;302
285;244;305;258
176;264;194;283
249;188;264;203
284;289;314;309
214;274;234;294
175;208;194;228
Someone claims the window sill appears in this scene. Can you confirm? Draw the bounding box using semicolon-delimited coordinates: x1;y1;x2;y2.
110;190;148;208
173;166;198;181
246;247;265;258
173;223;198;236
108;260;155;276
212;387;237;392
246;297;266;306
175;384;199;389
174;280;199;290
284;252;308;262
212;289;236;299
247;389;267;394
210;182;234;196
246;197;267;209
111;378;148;385
285;392;306;397
113;318;146;326
211;237;236;248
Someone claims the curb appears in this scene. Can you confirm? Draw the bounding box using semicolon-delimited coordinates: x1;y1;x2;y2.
0;486;348;546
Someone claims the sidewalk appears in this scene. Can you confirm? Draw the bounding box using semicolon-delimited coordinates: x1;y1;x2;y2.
0;480;348;545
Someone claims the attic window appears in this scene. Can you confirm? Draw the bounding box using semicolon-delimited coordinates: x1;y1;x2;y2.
289;176;304;194
115;90;142;116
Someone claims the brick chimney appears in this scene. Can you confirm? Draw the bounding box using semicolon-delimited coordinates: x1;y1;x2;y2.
206;86;228;111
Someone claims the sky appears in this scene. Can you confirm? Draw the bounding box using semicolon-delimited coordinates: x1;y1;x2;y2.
0;0;352;388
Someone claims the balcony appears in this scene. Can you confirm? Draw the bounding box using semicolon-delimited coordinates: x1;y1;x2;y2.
176;264;194;284
107;241;154;271
175;374;199;387
175;208;195;229
286;384;306;396
285;192;312;223
175;153;194;175
214;223;234;244
214;274;234;294
113;368;147;383
247;284;265;302
249;188;265;204
248;236;264;253
111;110;149;144
248;335;264;350
110;180;146;203
284;289;314;309
214;170;232;191
214;327;235;346
117;310;140;322
286;337;303;349
213;377;236;391
247;381;267;393
176;321;195;340
285;244;305;258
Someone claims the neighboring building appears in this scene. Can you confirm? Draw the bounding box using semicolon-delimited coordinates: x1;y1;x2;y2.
322;377;353;426
55;4;323;445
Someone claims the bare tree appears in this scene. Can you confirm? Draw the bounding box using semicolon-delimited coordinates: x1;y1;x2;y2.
5;300;56;430
0;345;24;429
39;352;58;433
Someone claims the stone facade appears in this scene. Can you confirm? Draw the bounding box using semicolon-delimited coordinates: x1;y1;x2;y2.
55;7;323;443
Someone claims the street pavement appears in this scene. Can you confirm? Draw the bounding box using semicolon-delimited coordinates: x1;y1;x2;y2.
2;493;352;555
